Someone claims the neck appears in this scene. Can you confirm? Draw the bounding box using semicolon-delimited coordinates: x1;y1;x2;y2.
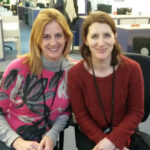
90;57;113;77
92;59;111;71
42;55;62;72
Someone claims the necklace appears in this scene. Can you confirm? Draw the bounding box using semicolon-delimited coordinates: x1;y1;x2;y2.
41;61;62;130
91;61;115;134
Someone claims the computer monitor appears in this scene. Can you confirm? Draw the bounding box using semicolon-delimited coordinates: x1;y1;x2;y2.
133;36;150;56
97;4;112;14
25;1;30;7
37;3;45;8
117;8;132;15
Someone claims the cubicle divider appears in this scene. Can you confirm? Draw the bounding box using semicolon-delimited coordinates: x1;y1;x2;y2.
17;6;42;27
0;17;4;61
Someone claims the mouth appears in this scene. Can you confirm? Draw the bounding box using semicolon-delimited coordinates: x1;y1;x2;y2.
48;48;58;52
97;48;106;53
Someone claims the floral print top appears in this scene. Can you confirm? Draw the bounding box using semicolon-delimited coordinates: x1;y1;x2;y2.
0;57;71;142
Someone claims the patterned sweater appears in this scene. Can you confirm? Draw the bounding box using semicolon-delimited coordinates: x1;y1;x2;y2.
0;56;72;147
68;55;144;149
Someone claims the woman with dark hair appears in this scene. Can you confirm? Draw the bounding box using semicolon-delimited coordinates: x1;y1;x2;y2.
0;8;73;150
68;11;144;150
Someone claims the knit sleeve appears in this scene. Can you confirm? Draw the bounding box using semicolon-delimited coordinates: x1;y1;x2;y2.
68;66;107;144
0;115;20;147
45;115;69;146
0;59;24;147
0;67;17;113
107;61;144;149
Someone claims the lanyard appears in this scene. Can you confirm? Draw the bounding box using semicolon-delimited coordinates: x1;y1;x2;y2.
92;63;115;129
41;61;62;130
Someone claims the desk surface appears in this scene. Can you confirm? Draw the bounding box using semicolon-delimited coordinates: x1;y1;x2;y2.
80;15;150;19
3;22;19;30
110;15;149;19
116;24;150;30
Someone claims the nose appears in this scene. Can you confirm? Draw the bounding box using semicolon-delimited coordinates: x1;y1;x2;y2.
49;37;57;46
97;36;104;47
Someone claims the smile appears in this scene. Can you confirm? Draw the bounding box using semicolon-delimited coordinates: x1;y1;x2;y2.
48;48;58;52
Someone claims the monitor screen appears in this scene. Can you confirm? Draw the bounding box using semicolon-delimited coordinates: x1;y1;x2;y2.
97;4;112;14
117;8;132;15
37;3;45;8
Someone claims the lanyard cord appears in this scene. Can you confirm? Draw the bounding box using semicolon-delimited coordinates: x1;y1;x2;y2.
41;61;62;129
92;62;115;127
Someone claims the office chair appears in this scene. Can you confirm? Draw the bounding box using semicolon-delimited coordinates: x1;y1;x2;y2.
0;71;3;88
125;53;150;122
4;45;12;50
125;53;150;147
133;36;150;56
2;15;21;55
59;53;150;150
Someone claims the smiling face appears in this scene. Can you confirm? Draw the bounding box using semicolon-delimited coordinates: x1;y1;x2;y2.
85;22;116;64
40;21;66;62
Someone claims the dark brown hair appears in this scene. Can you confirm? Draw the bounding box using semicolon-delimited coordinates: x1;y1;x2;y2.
80;11;122;67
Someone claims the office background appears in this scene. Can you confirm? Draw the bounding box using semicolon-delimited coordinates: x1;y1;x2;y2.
0;0;150;149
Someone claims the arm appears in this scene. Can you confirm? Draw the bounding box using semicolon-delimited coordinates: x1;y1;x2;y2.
0;68;20;147
45;115;69;145
0;61;40;150
0;115;20;147
38;115;69;150
0;75;39;150
68;68;107;144
106;62;144;149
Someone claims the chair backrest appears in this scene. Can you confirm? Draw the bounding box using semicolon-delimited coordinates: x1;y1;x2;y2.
125;53;150;122
1;15;21;54
1;15;20;38
0;17;4;60
0;10;12;16
133;36;150;56
0;71;3;89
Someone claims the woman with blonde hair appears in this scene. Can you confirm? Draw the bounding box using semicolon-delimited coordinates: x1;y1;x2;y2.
0;8;73;150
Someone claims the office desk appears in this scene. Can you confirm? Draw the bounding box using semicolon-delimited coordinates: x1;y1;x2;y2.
117;24;150;52
0;17;4;61
111;15;150;25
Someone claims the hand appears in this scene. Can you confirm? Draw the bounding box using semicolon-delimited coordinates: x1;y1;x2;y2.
115;146;129;150
92;138;116;150
12;137;39;150
38;136;54;150
122;147;129;150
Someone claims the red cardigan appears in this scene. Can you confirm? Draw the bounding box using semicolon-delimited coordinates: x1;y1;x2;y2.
68;55;144;149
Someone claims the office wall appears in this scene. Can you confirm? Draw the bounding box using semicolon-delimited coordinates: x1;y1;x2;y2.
113;0;150;15
89;0;150;15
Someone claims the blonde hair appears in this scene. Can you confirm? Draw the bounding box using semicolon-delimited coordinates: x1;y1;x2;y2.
20;8;73;75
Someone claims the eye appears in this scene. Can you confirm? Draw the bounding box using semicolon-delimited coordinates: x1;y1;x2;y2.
104;33;111;38
42;34;50;40
91;34;98;39
55;33;63;39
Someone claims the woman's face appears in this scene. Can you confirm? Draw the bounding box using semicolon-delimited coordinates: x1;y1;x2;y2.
40;21;66;62
85;22;116;63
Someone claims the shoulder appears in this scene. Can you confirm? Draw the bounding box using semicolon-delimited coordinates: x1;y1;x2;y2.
68;60;84;75
62;57;74;70
120;55;141;69
3;57;29;76
119;55;142;75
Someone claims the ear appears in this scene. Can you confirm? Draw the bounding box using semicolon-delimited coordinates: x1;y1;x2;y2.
84;38;89;46
64;36;67;42
114;33;117;40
